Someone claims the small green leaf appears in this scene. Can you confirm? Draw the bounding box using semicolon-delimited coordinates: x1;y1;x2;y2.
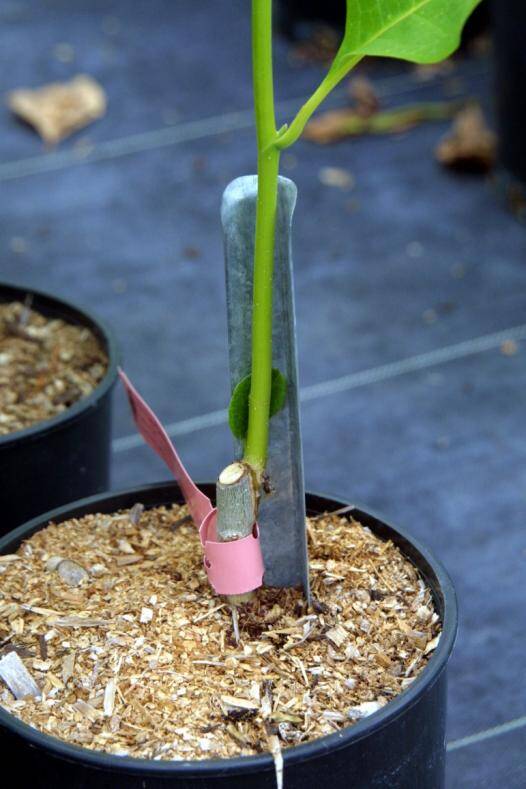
269;368;287;418
335;0;482;67
228;368;287;441
228;375;251;441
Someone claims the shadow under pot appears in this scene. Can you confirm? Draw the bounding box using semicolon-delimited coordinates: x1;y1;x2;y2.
0;282;119;535
0;481;457;789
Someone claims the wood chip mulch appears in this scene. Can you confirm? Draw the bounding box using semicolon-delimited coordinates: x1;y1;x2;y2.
0;504;441;761
0;300;108;436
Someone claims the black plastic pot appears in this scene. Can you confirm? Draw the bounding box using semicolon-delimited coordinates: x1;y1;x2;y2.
491;0;526;211
0;481;457;788
277;0;488;43
0;283;119;535
276;0;344;39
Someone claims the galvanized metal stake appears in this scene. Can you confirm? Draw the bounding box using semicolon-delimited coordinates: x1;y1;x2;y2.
222;175;310;599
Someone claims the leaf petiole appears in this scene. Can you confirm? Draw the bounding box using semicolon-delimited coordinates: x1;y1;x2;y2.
275;55;363;150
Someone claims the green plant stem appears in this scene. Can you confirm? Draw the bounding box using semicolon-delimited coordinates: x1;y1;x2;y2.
243;10;362;477
276;55;362;150
244;0;280;476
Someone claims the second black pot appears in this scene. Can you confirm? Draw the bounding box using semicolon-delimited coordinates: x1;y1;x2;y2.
0;283;119;535
276;0;344;39
277;0;488;43
491;0;526;210
0;481;457;788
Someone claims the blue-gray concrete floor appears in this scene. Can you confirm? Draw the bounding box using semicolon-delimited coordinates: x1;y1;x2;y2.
1;1;525;786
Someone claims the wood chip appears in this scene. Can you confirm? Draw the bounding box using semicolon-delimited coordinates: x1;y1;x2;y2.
50;617;109;628
46;556;64;571
103;677;117;717
116;556;142;567
348;700;384;720
7;75;106;144
74;699;102;722
0;651;40;699
32;659;51;672
117;539;136;555
38;634;48;660
62;652;75;683
325;624;348;648
139;607;153;624
0;555;20;564
221;695;259;711
424;635;441;655
322;710;346;722
261;681;273;719
89;563;107;577
231;605;240;645
57;559;89;587
129;503;145;526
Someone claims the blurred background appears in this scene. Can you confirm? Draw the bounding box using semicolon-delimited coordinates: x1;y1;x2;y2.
1;1;525;786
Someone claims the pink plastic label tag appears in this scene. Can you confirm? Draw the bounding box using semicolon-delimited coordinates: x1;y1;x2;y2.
199;510;264;595
119;369;264;595
119;369;211;526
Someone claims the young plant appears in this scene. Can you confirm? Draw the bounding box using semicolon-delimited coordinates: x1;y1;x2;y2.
220;0;481;541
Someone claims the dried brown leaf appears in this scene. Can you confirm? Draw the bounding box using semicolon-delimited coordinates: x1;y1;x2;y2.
348;76;380;117
435;103;496;173
7;75;106;145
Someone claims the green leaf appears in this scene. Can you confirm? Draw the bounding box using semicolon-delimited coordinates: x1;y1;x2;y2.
269;368;287;417
229;368;287;441
336;0;482;67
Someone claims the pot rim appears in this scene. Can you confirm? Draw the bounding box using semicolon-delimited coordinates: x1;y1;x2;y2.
0;282;119;449
0;481;458;777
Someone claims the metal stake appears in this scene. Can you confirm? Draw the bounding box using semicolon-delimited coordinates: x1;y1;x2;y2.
222;175;310;599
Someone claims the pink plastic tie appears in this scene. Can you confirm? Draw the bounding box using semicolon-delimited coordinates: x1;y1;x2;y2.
199;510;264;595
119;369;264;595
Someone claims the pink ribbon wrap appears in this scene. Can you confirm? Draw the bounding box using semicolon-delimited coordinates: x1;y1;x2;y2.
119;369;264;595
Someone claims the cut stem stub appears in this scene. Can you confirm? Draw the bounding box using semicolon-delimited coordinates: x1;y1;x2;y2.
216;462;257;604
216;462;256;541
